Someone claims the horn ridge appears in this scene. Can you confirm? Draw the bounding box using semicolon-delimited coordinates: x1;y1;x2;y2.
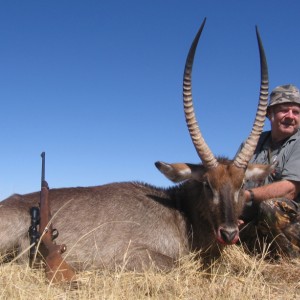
183;18;219;169
234;26;269;169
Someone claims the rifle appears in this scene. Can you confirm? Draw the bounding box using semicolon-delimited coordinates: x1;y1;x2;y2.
38;152;76;283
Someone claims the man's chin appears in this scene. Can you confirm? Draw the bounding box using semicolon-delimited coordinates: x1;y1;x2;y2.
280;126;297;135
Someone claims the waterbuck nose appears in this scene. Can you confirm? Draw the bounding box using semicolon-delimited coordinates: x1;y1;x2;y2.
219;226;239;244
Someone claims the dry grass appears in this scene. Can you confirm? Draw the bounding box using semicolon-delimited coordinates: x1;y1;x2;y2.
1;246;300;299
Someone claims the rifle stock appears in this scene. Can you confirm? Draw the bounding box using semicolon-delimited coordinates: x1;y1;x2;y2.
39;152;76;283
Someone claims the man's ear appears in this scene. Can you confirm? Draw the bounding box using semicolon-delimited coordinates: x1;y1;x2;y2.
266;107;273;120
155;161;205;183
266;107;271;120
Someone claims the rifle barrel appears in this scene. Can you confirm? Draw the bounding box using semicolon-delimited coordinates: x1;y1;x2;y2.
41;152;48;188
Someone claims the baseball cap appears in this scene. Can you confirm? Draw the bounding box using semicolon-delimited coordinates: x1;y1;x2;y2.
269;84;300;107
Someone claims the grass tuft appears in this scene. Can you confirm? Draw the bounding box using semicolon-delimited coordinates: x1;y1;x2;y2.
1;246;300;299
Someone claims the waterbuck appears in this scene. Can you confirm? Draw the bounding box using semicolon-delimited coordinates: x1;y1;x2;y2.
0;19;274;271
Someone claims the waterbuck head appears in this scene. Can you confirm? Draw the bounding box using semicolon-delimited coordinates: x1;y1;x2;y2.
156;19;271;246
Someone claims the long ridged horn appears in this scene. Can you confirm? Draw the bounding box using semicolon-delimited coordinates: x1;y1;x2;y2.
233;27;269;169
183;18;219;169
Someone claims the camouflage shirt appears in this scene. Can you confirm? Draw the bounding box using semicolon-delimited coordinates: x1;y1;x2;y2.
247;128;300;202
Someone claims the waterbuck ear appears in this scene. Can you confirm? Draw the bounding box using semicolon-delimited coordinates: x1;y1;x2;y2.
155;161;204;183
245;160;277;182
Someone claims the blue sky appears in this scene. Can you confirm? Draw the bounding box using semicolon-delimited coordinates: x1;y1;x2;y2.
1;1;300;199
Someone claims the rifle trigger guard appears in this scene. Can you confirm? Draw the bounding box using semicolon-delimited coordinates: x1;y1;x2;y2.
52;228;59;241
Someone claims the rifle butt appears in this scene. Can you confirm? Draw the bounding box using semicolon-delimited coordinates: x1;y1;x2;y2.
45;245;77;284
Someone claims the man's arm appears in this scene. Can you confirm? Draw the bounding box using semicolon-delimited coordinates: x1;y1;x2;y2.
245;179;300;203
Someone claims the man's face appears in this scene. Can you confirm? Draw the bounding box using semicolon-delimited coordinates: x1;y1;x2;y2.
268;103;300;142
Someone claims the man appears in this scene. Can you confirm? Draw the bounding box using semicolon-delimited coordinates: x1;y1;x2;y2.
240;84;300;258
